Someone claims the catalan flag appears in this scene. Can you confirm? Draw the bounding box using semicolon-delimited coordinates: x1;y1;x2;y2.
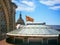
26;16;34;22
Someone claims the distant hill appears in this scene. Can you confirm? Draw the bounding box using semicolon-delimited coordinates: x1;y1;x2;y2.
47;25;60;30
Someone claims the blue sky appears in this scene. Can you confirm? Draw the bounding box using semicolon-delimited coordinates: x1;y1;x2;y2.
12;0;60;25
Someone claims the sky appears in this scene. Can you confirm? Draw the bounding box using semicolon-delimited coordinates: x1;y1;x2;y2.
12;0;60;25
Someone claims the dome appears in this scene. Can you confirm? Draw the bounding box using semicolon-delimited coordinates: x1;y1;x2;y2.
17;13;25;25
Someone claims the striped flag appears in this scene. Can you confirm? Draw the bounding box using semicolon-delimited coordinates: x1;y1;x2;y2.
26;16;34;22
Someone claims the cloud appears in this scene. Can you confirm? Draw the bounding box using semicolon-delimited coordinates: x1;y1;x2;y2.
50;6;60;10
21;1;34;7
40;0;60;10
16;5;35;11
12;0;35;12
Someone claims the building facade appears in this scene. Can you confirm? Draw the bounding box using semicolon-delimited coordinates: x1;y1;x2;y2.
0;0;17;39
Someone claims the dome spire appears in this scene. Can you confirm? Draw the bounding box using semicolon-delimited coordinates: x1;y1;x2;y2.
20;11;22;19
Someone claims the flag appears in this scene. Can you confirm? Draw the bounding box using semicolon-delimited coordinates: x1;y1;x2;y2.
26;16;34;22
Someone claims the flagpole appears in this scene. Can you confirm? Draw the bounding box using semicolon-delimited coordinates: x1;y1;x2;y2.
26;15;27;25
